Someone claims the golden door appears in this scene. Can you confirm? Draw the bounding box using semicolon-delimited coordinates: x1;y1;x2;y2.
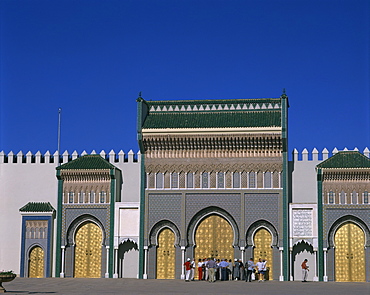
194;215;234;265
253;228;273;280
334;222;365;282
156;228;175;279
74;222;102;278
29;246;44;278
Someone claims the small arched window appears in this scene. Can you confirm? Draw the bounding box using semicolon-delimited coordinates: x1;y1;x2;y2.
364;191;369;204
340;190;346;204
351;190;357;204
217;172;225;188
329;191;334;204
68;191;74;203
264;172;272;188
156;173;164;189
233;172;241;188
187;173;194;188
249;172;256;188
90;191;95;203
171;172;179;189
79;192;84;203
202;172;209;188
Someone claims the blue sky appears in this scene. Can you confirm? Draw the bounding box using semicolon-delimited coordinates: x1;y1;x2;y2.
1;0;369;159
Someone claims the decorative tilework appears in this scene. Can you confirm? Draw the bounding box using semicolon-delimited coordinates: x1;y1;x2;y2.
185;193;241;226
148;194;182;233
323;206;370;247
244;193;280;233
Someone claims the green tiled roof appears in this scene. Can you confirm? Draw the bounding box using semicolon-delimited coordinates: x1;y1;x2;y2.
56;154;117;170
317;151;370;169
19;202;55;212
142;111;281;129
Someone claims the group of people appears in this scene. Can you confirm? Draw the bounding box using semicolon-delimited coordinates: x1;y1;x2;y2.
183;257;268;282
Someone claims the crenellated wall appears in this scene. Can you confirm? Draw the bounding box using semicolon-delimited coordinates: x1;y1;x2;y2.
291;147;369;203
0;149;141;275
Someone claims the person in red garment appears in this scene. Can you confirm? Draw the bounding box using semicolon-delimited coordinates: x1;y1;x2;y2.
301;259;309;282
184;258;192;282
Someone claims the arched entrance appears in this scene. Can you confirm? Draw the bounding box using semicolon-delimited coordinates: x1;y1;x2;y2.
194;215;234;262
28;246;44;278
334;222;365;282
74;222;102;278
156;228;175;279
253;228;273;280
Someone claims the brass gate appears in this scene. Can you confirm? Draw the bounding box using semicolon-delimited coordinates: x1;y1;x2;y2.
194;215;234;264
253;228;273;280
156;228;175;279
29;246;44;278
74;222;102;278
334;222;365;282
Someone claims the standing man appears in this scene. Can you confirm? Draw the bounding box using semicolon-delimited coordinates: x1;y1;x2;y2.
245;258;255;282
190;258;195;281
207;258;217;283
197;259;203;280
184;258;192;282
301;259;309;282
219;259;229;281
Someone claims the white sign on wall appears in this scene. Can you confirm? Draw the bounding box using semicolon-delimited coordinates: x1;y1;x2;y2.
292;209;313;237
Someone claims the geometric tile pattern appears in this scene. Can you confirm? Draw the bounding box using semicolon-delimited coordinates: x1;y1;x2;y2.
244;193;280;233
185;193;241;226
148;194;182;232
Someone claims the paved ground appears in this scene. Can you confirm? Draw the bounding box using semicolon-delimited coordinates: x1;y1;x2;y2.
3;278;369;295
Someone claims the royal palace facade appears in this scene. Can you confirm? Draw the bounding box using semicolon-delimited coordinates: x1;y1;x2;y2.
0;94;369;282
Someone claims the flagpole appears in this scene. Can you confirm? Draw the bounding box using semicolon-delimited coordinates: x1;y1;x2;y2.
57;108;62;166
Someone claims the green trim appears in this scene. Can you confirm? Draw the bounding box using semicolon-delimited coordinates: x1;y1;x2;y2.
317;151;370;169
19;202;55;212
137;97;145;279
317;168;324;281
281;93;289;281
109;168;116;278
138;154;145;279
55;170;63;277
56;154;118;170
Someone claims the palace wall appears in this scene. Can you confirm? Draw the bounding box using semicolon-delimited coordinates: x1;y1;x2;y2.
0;150;141;276
291;147;369;204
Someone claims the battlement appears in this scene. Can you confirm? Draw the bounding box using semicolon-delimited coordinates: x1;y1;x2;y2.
0;150;141;165
292;147;370;162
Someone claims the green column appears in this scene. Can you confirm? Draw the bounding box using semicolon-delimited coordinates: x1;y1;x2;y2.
281;92;289;280
55;170;63;277
317;168;323;281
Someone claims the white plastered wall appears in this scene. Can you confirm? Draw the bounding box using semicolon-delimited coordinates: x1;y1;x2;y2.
0;158;58;275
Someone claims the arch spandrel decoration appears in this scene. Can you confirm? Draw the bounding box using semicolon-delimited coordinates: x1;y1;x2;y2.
65;214;107;247
245;220;279;247
327;215;370;248
149;220;181;247
187;207;239;247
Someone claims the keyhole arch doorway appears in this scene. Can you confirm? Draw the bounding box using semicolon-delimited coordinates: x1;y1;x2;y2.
194;214;234;263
